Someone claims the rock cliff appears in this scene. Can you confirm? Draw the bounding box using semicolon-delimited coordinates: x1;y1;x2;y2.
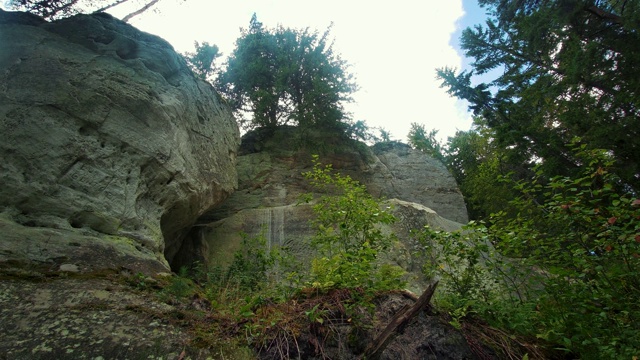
0;10;480;359
180;127;468;291
0;9;240;273
369;141;469;224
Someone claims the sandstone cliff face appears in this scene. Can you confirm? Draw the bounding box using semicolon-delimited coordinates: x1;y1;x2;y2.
0;10;240;273
368;142;469;224
0;11;480;359
182;128;468;291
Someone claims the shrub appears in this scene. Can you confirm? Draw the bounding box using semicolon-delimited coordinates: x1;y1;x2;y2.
420;145;640;359
301;155;406;292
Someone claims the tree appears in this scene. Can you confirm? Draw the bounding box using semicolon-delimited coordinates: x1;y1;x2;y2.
437;0;640;189
430;3;640;356
301;155;405;291
423;145;640;359
378;128;392;143
183;41;221;81
407;123;445;163
7;0;83;19
408;122;522;220
444;120;522;220
217;14;356;131
6;0;174;21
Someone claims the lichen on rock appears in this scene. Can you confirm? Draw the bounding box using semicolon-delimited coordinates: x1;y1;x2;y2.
0;9;240;273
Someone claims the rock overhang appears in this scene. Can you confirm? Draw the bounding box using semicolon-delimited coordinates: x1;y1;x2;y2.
0;9;240;273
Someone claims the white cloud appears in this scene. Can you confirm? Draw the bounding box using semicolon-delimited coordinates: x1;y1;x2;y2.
124;0;471;143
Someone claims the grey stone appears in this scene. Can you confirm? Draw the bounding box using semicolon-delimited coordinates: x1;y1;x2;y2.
180;129;468;292
369;142;469;224
58;264;80;272
0;10;239;272
0;278;209;359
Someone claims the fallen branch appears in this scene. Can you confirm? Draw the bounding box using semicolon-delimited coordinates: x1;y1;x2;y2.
122;0;161;22
361;281;439;359
92;0;133;14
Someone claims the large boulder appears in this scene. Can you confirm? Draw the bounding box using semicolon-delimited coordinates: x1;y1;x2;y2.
0;9;240;273
368;142;468;224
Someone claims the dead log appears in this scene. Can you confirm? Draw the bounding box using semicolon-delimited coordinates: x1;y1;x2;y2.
361;281;439;359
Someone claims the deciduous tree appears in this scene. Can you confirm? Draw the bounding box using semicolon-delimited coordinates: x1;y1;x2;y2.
183;41;220;81
407;123;445;163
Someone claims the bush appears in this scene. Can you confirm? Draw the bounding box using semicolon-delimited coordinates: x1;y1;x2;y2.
420;145;640;359
301;155;406;292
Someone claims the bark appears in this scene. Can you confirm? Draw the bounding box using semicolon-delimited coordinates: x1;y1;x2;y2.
122;0;160;22
586;5;624;25
93;0;133;13
361;281;439;360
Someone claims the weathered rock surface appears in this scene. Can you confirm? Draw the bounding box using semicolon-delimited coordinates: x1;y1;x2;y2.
0;274;486;360
0;9;240;272
181;128;468;292
368;142;469;224
0;276;202;359
0;10;478;358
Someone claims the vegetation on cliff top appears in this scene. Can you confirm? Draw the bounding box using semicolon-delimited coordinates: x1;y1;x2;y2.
215;14;356;133
6;0;167;21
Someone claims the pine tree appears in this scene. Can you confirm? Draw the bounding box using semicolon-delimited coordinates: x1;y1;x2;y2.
438;0;640;189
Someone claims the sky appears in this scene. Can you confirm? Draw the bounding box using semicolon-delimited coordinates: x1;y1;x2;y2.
4;0;489;143
108;0;490;143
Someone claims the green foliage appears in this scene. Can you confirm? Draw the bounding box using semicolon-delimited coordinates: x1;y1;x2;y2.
445;120;527;220
202;229;284;301
164;266;197;298
301;155;406;291
6;0;170;21
342;120;394;145
343;119;381;144
304;303;327;324
227;230;281;291
183;41;221;81
410;121;526;220
418;223;538;336
438;0;640;190
218;14;356;131
422;145;640;359
7;0;78;18
377;128;392;143
126;272;151;290
179;232;301;352
411;118;526;220
407;122;445;163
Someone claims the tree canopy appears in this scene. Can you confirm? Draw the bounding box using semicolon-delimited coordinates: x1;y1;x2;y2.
407;123;445;163
437;0;640;189
183;41;220;81
422;2;640;357
217;14;356;132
